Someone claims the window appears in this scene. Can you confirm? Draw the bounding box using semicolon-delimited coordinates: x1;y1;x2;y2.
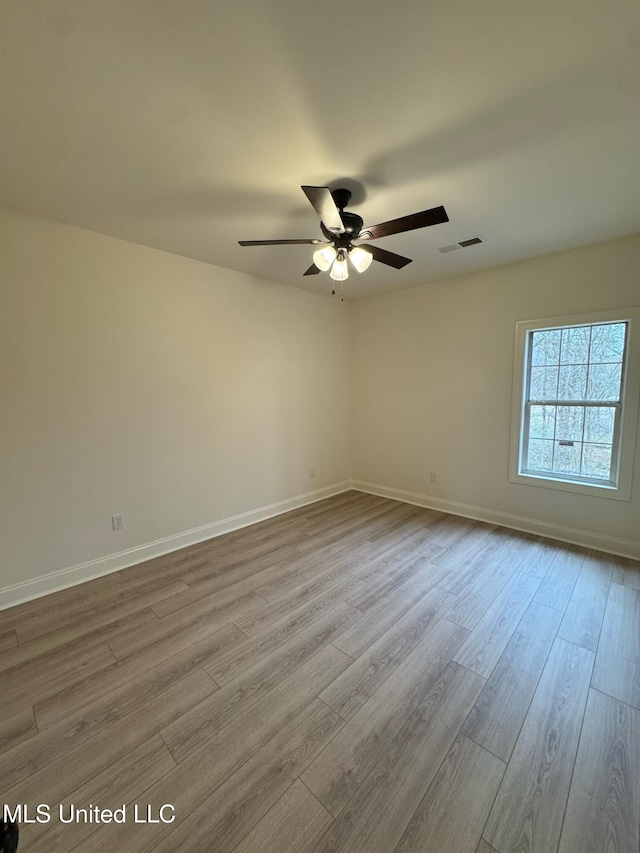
510;309;640;500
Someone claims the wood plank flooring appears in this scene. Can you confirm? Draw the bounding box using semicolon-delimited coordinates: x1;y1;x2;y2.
1;491;639;853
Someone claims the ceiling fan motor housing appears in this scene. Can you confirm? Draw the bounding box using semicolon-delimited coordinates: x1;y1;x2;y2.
320;190;364;244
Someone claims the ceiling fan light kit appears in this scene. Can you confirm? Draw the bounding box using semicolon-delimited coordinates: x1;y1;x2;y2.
313;244;337;271
312;244;373;279
349;245;373;273
239;184;449;296
330;250;349;282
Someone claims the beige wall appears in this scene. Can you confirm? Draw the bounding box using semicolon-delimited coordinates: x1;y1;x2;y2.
0;209;351;595
2;208;639;604
351;234;640;555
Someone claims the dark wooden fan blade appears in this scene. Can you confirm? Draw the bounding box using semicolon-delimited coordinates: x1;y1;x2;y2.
368;244;412;269
361;205;448;240
301;186;344;233
303;263;321;276
238;238;322;246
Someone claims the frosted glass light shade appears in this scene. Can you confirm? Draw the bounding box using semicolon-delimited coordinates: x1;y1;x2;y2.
349;245;373;273
313;245;337;271
330;255;349;281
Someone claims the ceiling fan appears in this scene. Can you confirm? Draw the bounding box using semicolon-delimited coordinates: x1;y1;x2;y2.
239;186;449;290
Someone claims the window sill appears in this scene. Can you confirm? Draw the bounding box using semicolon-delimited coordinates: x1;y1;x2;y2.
509;470;630;501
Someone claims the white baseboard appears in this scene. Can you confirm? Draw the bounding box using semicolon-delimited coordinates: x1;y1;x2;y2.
5;476;637;612
0;481;352;611
352;480;640;561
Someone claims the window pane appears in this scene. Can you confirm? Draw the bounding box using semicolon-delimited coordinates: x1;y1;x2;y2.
527;439;554;472
530;366;559;400
553;441;582;476
590;323;626;364
556;406;584;441
581;443;613;480
531;329;561;366
584;406;615;444
560;326;590;364
529;405;556;439
586;363;622;401
519;314;634;493
558;365;587;400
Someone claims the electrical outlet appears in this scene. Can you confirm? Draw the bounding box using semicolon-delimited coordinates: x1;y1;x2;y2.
112;514;125;531
430;472;438;484
310;467;316;478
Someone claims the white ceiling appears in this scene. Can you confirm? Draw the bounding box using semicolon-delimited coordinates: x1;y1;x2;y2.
2;0;639;300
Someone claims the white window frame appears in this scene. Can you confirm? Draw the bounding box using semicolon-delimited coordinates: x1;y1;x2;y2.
509;308;640;501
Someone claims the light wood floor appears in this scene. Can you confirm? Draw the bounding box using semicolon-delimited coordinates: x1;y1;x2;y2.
2;491;640;853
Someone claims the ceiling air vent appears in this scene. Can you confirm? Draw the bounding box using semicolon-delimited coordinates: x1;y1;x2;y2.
438;236;484;253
